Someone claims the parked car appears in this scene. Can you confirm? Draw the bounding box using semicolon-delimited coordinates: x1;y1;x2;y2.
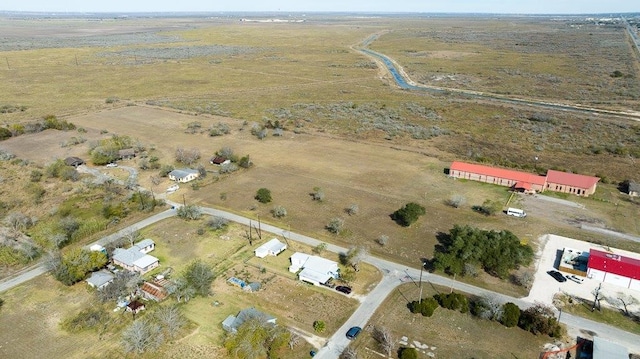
567;275;584;284
106;163;118;168
346;326;362;340
547;270;567;282
335;286;352;295
167;184;179;193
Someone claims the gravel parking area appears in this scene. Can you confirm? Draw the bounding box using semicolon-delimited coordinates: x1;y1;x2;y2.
525;234;640;312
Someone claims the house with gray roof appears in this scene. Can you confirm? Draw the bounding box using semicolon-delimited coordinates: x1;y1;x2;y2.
86;270;115;290
168;168;200;183
222;308;276;333
629;181;640;197
112;239;159;275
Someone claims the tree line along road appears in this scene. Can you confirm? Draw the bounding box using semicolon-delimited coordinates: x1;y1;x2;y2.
2;202;639;356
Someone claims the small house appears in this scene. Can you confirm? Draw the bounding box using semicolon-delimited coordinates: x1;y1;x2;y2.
289;252;340;286
134;239;155;254
126;300;146;314
222;308;276;333
210;156;231;166
140;281;169;302
168;168;200;183
629;181;640;197
64;157;85;167
86;270;115;290
254;238;287;258
112;239;159;275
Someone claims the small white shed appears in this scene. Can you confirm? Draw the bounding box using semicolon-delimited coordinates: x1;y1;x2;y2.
254;238;287;258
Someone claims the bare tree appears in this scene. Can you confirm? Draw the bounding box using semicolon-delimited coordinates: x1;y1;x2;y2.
3;212;34;232
446;194;467;208
207;216;229;230
347;246;368;272
311;187;325;202
49;232;69;248
475;294;504;321
177;204;202;220
121;229;141;247
605;292;638;317
154;305;186;339
271;205;287;218
514;270;534;289
345;204;359;216
376;234;389;246
326;217;344;235
97;270;141;302
339;346;357;359
175;147;201;165
121;319;164;353
372;326;394;356
288;330;301;349
174;278;196;303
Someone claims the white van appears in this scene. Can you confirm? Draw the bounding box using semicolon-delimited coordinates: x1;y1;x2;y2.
506;208;526;218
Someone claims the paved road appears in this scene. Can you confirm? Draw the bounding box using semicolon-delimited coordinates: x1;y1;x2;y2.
3;204;640;356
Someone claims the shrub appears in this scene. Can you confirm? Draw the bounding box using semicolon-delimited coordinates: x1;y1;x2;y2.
345;203;359;216
271;205;287;218
501;302;521;328
434;292;469;313
255;188;272;203
399;347;418;359
446;194;466;208
326;217;344;234
313;320;326;333
518;303;563;337
207;216;228;230
391;202;425;226
408;297;439;317
311;187;325;202
376;234;389;246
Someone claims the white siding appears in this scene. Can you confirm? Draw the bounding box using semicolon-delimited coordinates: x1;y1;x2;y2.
603;273;631;288
588;268;606;281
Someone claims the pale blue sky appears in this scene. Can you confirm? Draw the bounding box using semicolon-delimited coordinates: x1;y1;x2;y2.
0;1;637;14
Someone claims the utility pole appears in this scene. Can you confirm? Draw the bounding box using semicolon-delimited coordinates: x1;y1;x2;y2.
418;261;424;303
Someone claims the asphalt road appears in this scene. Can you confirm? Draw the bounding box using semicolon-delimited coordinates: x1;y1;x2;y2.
2;203;640;356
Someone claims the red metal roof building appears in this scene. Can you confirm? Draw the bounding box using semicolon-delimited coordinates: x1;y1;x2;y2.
450;161;547;192
449;161;600;197
546;170;600;197
587;249;640;291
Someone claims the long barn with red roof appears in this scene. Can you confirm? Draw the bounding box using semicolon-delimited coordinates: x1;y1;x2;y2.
449;161;600;197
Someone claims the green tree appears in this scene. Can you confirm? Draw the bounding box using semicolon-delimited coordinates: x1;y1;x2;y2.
224;318;291;359
518;303;563;337
182;260;215;297
501;302;521;328
47;249;108;286
433;225;533;279
399;347;418;359
408;297;439;317
391;202;425;226
255;188;272;203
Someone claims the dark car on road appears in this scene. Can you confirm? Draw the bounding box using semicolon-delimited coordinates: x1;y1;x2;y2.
336;286;352;295
547;270;567;282
346;326;362;340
